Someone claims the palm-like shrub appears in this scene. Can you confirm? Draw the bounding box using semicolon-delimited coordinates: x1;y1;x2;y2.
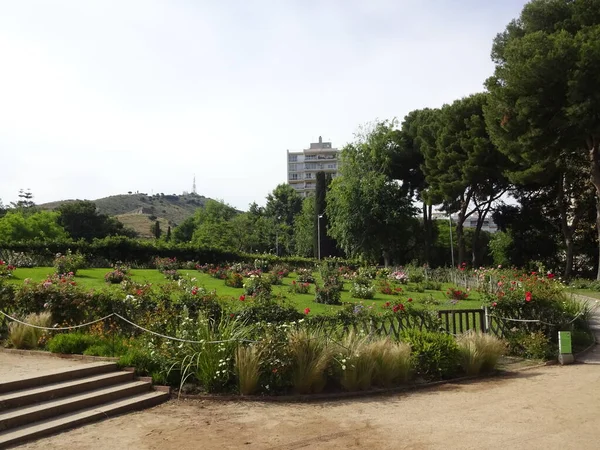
287;327;333;394
457;332;505;375
9;312;52;349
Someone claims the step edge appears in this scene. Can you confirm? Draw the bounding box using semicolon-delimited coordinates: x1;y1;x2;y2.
0;391;169;447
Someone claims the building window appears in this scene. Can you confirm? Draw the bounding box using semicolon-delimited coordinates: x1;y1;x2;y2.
288;155;297;162
289;173;299;180
305;163;317;170
305;173;313;179
327;164;336;169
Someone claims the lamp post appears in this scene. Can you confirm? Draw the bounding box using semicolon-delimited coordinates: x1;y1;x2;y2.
317;214;324;260
448;215;455;268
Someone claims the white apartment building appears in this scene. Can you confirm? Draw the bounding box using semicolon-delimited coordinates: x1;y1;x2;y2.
431;211;498;233
287;136;341;197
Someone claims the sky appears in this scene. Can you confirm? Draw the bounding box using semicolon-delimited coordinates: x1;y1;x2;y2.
0;0;528;211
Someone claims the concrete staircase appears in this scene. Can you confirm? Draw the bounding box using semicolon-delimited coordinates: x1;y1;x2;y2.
0;361;169;448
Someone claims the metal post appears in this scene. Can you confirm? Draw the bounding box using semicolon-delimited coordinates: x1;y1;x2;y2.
449;215;455;268
318;214;323;260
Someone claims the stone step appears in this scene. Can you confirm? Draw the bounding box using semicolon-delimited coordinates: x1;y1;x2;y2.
0;362;118;394
0;371;134;411
0;380;151;432
0;390;169;448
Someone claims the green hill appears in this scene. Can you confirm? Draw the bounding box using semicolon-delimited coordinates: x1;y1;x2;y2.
40;193;208;228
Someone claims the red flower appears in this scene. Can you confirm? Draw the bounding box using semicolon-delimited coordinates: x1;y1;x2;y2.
304;308;310;315
272;368;278;373
525;291;532;302
230;313;235;318
392;304;405;313
492;302;497;307
384;301;391;308
239;295;246;301
547;273;555;279
407;298;413;302
292;280;296;285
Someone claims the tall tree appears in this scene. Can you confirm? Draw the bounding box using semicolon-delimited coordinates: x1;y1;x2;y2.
421;93;509;266
313;172;339;258
151;220;162;239
326;123;417;266
264;184;302;256
0;211;68;242
57;200;136;241
396;110;438;265
294;196;316;258
485;0;600;278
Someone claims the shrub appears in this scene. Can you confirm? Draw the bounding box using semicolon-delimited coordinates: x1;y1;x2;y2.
53;250;85;275
314;284;341;305
104;269;129;284
506;330;554;360
422;280;442;291
456;332;505;375
350;282;375;299
48;333;101;354
0;260;16;279
390;270;409;284
272;264;291;278
154;257;178;272
235;345;262;395
224;272;244;288
236;303;303;324
334;331;377;391
8;312;52;349
296;268;315;284
118;346;163;377
174;313;255;393
287;327;332;394
369;339;412;388
446;287;469;301
163;269;180;280
401;329;461;380
243;276;272;300
253;258;270;272
289;280;311;295
264;272;283;286
378;280;403;296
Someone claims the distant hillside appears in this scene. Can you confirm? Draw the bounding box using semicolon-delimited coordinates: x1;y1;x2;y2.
115;214;171;239
41;193;208;228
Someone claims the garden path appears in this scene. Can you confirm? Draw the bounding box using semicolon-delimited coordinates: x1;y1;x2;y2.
0;351;87;382
16;363;600;450
574;295;600;364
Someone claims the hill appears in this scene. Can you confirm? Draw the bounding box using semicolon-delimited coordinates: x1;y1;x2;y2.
41;193;208;228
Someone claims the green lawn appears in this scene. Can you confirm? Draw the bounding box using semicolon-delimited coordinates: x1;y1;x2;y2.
5;268;487;315
568;289;600;300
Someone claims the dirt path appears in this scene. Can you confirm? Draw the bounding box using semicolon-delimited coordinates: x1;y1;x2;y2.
17;363;600;450
0;352;87;382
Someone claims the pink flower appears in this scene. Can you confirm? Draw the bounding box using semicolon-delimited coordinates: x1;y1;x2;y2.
525;292;532;302
304;308;310;315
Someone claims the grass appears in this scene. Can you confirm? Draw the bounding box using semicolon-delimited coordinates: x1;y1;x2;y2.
569;288;600;300
5;267;487;316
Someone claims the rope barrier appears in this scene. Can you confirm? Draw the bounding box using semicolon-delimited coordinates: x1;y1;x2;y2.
0;311;115;331
0;310;258;345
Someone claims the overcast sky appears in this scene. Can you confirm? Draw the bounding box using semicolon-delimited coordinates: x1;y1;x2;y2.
0;0;528;211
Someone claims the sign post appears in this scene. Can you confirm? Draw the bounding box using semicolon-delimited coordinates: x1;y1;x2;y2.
558;331;574;365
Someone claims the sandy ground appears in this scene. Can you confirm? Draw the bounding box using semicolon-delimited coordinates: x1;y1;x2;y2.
0;352;86;382
15;363;600;450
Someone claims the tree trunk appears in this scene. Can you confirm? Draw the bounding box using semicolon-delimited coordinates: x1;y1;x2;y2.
382;250;391;268
557;173;574;279
456;220;465;267
422;202;431;265
588;139;600;280
565;237;574;280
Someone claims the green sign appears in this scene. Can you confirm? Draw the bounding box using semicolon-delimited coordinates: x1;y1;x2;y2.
559;331;572;354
